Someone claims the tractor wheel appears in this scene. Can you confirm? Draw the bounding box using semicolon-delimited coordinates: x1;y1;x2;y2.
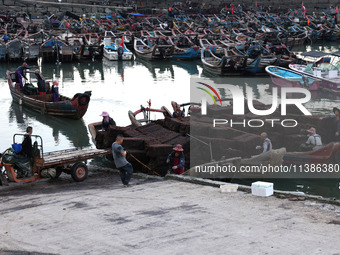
71;162;88;182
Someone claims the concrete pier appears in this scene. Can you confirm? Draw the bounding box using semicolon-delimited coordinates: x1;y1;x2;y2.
1;167;340;254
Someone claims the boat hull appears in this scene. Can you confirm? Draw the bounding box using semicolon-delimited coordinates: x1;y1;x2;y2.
7;72;91;119
104;49;133;61
289;64;340;94
266;66;320;91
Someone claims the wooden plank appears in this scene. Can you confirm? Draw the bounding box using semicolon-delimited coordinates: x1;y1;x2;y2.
36;148;111;167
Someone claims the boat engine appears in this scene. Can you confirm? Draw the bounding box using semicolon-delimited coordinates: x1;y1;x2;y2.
117;46;124;60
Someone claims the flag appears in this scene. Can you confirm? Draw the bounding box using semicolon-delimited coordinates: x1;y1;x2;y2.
336;6;339;13
231;4;234;14
255;1;257;7
225;5;227;10
120;36;124;47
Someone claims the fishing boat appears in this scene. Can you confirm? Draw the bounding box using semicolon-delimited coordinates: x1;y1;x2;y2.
283;143;340;166
40;38;73;63
201;49;248;76
82;33;104;61
6;70;91;119
168;36;200;60
134;37;174;60
128;100;172;126
103;33;133;61
289;51;340;94
6;38;23;61
265;66;320;90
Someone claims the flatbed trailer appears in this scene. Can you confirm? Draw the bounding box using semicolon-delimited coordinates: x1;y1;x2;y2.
0;134;111;186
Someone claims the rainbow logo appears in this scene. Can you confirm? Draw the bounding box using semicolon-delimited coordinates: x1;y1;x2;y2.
196;82;222;106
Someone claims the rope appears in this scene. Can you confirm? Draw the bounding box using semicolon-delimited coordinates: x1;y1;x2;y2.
127;152;161;176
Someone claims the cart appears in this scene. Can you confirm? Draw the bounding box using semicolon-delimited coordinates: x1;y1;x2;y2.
0;134;111;186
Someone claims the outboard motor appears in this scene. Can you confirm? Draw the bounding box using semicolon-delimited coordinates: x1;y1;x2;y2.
117;46;124;60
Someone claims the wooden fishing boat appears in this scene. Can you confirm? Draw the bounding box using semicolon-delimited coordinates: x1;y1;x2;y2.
128;102;172;126
6;70;91;119
134;37;174;60
201;49;248;76
6;38;23;61
283;143;340;165
82;33;104;61
40;38;73;63
168;36;200;60
265;65;320;90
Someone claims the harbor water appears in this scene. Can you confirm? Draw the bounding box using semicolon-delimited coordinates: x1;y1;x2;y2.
1;42;340;198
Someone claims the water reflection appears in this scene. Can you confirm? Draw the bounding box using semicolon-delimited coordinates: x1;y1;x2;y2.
136;58;175;80
9;102;90;148
74;62;104;81
102;58;134;83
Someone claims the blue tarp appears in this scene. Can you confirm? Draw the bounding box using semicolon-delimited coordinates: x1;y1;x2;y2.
128;13;151;17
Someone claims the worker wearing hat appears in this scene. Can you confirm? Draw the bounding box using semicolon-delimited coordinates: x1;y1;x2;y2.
332;107;340;140
15;62;33;88
100;111;116;131
300;127;323;151
166;144;185;174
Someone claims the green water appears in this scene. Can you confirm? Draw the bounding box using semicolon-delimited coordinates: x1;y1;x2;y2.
1;42;340;198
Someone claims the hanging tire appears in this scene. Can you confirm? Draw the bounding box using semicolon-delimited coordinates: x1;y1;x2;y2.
77;93;91;106
71;162;88;182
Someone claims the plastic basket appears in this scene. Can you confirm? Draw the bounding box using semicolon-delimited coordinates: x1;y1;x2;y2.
220;184;238;193
12;143;21;153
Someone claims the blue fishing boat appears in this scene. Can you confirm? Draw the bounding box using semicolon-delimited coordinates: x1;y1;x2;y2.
265;66;320;91
168;36;200;60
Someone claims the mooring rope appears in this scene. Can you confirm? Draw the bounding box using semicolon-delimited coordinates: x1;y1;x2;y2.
127;152;161;177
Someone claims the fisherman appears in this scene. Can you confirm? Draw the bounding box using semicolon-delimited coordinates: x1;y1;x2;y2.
20;126;33;160
166;144;185;174
173;104;185;118
327;107;340;141
300;127;323;151
15;62;33;88
112;135;134;187
256;132;272;154
100;111;116;131
51;80;59;102
34;69;46;94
